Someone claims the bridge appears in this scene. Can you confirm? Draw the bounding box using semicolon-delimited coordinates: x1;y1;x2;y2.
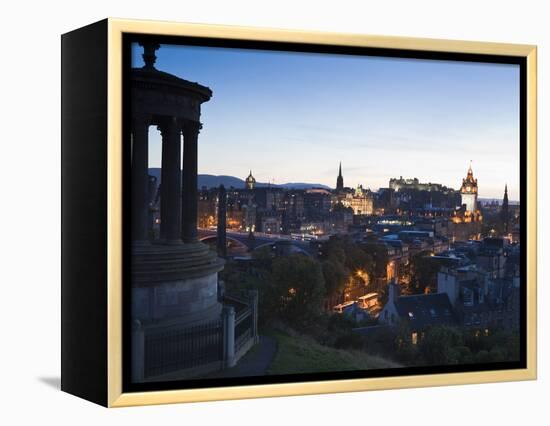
197;228;312;253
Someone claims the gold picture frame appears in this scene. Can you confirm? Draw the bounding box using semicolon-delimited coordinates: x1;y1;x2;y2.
61;18;537;407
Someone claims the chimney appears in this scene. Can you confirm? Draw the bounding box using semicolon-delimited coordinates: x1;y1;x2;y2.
388;279;400;303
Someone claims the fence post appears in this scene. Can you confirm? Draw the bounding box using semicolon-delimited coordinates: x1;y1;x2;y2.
223;306;236;368
131;319;145;382
249;289;260;344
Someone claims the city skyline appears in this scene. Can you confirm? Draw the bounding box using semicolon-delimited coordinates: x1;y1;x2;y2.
133;43;520;201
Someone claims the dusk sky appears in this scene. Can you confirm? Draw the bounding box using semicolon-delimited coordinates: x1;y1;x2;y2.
132;43;520;201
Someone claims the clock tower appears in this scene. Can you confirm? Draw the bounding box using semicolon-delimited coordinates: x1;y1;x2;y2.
460;163;478;213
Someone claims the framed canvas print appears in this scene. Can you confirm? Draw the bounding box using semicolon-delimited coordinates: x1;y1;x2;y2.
61;18;537;407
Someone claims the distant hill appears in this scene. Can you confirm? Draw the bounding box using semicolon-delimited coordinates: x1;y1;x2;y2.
148;168;330;190
275;182;331;190
479;197;520;205
198;174;246;189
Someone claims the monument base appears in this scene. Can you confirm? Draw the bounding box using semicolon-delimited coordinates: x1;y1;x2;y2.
131;242;225;324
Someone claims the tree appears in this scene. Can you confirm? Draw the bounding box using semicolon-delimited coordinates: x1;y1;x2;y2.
322;259;349;299
419;325;464;365
321;235;374;289
362;242;389;282
251;244;275;269
343;243;371;272
264;254;326;325
409;250;440;294
322;236;373;298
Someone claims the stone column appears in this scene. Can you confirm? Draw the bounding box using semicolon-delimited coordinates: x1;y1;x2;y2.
181;120;201;243
223;306;236;368
159;117;182;244
217;184;227;257
131;115;150;243
250;289;259;344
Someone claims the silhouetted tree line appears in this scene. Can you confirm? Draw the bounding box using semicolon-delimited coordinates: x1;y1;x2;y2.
342;324;521;366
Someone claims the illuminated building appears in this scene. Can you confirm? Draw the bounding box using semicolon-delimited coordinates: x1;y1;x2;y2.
460;163;478;213
197;187;217;228
245;170;256;190
450;164;483;240
242;198;257;232
254;187;285;211
345;185;374;215
337;184;374;216
388;176;460;215
226;207;244;230
304;188;332;220
333;164;374;216
299;221;331;236
281;190;306;232
389;176;445;192
259;210;282;234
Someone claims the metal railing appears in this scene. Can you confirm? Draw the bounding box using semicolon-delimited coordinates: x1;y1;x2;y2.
144;319;223;378
234;307;254;353
138;290;259;380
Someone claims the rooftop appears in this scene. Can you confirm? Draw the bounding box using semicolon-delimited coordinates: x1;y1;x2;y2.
394;293;456;330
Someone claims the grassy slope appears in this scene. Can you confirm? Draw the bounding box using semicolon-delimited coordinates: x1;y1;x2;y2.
266;329;401;375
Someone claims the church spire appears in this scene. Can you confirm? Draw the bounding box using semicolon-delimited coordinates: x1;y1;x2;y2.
501;184;510;234
336;162;344;192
